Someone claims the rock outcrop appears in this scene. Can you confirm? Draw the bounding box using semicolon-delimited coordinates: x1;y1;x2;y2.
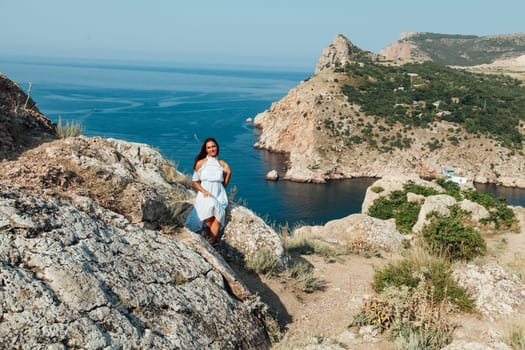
265;169;279;181
221;204;289;268
452;263;525;317
0;183;270;349
0;136;189;230
293;213;405;253
315;34;373;74
0;73;57;159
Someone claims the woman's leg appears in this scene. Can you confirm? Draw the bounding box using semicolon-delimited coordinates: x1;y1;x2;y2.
205;217;221;244
210;219;221;237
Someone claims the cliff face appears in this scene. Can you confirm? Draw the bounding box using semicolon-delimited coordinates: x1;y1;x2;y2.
0;74;57;160
253;34;525;187
315;34;375;74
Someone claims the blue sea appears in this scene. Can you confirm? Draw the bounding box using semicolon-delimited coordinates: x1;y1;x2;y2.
2;56;524;227
0;56;377;227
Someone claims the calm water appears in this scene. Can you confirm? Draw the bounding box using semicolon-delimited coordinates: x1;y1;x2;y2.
474;183;525;208
0;56;375;227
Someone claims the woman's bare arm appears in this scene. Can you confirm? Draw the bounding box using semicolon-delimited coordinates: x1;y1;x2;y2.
192;159;212;196
220;160;232;187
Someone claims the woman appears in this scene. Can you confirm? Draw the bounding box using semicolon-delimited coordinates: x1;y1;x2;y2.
185;137;232;244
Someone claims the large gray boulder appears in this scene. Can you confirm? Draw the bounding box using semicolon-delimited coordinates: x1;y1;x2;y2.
411;194;457;233
293;213;404;253
452;263;525;316
222;204;289;268
0;184;270;349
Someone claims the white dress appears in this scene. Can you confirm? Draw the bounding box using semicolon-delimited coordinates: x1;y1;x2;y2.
184;156;228;232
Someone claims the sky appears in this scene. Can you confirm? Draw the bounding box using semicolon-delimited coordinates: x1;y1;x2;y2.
1;0;524;70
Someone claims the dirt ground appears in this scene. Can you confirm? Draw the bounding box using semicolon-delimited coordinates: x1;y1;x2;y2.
236;207;525;349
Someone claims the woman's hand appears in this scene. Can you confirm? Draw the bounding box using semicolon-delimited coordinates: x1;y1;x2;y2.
193;181;212;197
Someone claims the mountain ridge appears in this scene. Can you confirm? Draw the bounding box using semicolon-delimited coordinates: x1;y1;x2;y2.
381;31;525;67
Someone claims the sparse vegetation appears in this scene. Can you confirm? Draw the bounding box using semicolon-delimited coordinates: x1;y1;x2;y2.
422;205;487;261
56;115;84;138
340;59;525;149
161;160;191;186
285;237;343;261
402;32;525;66
351;281;457;349
506;325;525;350
245;243;324;295
283;261;322;293
245;248;281;277
371;249;475;311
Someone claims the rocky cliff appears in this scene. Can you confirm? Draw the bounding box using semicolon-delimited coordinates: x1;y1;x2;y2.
0;73;286;349
253;34;525;187
0;74;57;159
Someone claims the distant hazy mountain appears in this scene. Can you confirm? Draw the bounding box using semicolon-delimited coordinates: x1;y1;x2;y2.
380;32;525;66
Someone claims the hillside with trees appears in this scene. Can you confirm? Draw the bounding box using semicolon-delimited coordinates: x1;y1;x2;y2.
253;34;525;186
338;60;525;150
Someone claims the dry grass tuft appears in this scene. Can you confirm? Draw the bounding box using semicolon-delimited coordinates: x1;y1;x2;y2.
56;116;84;138
351;281;457;350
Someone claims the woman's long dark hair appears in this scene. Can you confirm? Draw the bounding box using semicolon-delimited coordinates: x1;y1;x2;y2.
193;137;220;169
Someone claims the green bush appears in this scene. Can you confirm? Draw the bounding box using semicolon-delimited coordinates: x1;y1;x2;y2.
481;202;518;229
372;252;474;311
368;195;397;220
395;201;422;234
462;188;496;208
367;190;420;234
368;179;517;236
370;186;384;193
463;189;517;229
435;179;462;200
403;180;440;197
422;206;487;261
